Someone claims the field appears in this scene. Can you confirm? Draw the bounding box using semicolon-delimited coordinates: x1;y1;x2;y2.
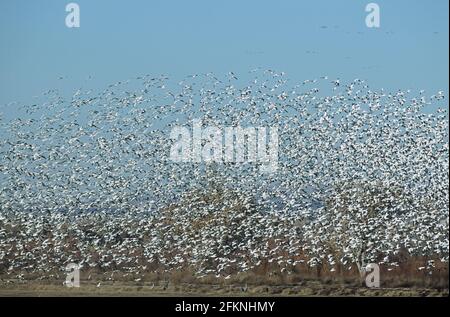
1;280;448;297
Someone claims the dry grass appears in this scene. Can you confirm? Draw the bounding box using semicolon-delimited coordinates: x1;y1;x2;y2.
0;280;447;297
1;256;448;294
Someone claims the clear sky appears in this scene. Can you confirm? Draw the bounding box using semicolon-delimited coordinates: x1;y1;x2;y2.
0;0;448;107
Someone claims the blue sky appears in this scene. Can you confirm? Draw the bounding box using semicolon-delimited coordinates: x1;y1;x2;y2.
0;0;448;107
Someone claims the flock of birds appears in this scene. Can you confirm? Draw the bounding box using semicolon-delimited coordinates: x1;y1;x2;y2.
0;70;448;282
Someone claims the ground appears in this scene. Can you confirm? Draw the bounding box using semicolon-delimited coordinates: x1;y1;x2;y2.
0;281;447;297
